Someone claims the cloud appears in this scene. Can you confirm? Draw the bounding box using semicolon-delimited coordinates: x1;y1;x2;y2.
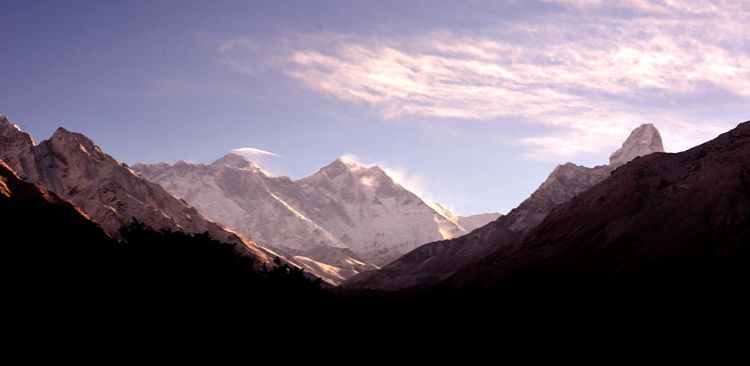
275;1;750;159
231;147;280;158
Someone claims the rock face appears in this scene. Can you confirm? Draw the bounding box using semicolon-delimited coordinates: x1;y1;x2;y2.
609;123;664;169
134;156;479;284
0;115;271;265
344;123;664;291
503;163;610;233
446;121;750;305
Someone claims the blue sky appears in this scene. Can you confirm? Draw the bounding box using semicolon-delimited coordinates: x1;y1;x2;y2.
1;0;748;215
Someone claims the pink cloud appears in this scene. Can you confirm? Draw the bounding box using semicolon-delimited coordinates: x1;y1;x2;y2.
226;1;750;159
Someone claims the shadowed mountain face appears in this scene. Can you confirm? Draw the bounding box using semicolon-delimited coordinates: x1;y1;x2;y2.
344;124;664;291
0;115;271;264
1;159;332;323
0;159;112;245
344;219;518;290
445;120;750;306
0;160;118;293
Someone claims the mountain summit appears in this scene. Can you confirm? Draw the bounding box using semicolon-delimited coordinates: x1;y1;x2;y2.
609;123;664;169
209;153;264;171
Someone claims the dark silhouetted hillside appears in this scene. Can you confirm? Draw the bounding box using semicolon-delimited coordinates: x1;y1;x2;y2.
444;120;750;311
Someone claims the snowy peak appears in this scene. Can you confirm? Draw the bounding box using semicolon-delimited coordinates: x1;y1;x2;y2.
609;123;664;169
209;153;273;177
48;126;109;162
305;159;396;197
136;152;470;271
211;153;255;169
133;154;377;284
318;158;362;177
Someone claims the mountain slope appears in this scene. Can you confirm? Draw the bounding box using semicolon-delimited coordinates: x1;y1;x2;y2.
344;123;664;290
134;156;474;283
0;159;118;292
344;218;517;290
134;155;376;285
0;159;112;245
446;120;750;305
0;115;271;264
293;158;467;265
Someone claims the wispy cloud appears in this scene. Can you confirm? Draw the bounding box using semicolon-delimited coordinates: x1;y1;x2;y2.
231;147;280;158
271;1;750;159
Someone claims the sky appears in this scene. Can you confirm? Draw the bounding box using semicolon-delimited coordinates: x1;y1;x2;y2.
1;0;748;215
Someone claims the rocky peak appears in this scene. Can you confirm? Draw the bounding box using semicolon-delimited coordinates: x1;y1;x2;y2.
323;159;390;181
0;116;37;179
319;158;359;177
210;153;260;170
43;127;111;165
609;123;664;169
0;115;33;142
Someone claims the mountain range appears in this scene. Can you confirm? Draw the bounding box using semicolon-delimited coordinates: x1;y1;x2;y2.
134;154;498;284
0;114;498;285
3;111;750;315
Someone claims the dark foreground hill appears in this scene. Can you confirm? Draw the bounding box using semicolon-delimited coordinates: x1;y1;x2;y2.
1;160;328;325
443;120;750;310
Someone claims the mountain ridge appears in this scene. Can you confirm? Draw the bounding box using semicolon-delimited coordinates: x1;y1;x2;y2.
443;120;750;305
133;152;494;284
0;115;273;265
344;123;665;290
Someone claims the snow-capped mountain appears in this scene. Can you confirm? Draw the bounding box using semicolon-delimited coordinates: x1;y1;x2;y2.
0;115;271;264
344;123;665;290
134;154;376;285
293;158;467;264
135;156;483;283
